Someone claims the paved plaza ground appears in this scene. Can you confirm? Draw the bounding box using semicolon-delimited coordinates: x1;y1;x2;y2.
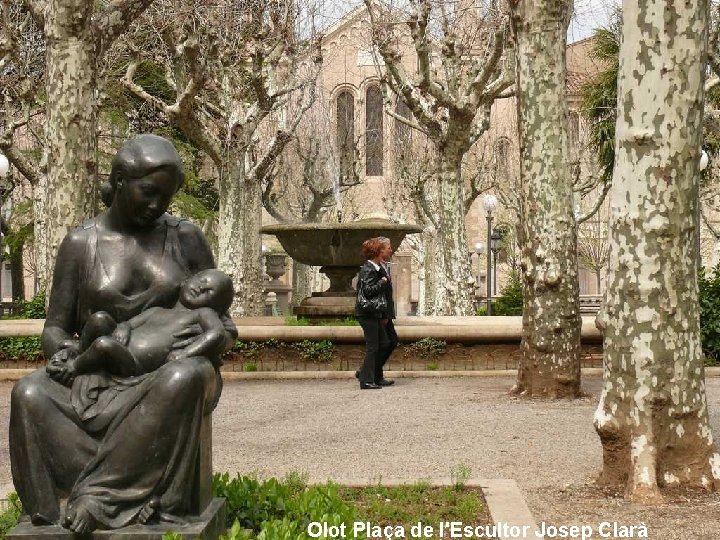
2;373;720;538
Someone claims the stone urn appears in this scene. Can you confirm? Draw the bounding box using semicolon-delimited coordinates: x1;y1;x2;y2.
264;252;288;285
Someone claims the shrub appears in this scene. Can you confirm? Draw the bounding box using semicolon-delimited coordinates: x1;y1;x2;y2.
0;336;43;362
19;291;46;319
699;264;720;364
489;271;523;316
293;340;334;362
212;473;357;537
0;493;22;539
405;338;446;359
233;341;262;359
213;474;290;530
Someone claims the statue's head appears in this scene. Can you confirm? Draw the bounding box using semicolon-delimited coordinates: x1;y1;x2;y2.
103;134;186;228
179;269;234;314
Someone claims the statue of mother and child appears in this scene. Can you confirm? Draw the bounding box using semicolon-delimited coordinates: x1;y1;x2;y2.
8;134;238;535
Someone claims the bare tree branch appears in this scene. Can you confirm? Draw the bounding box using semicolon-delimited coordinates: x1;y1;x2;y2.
94;0;155;55
577;180;611;224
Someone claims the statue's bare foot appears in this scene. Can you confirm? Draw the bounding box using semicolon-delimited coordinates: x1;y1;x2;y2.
63;500;96;534
138;498;159;524
29;512;53;526
138;499;187;527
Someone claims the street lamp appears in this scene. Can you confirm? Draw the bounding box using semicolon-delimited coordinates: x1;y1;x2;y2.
474;241;485;288
482;194;498;315
490;229;502;295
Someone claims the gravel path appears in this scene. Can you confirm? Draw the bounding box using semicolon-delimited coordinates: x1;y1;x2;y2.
2;374;720;538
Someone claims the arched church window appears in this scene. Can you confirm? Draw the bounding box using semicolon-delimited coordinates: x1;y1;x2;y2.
395;96;412;144
365;85;384;176
495;137;511;177
336;91;355;179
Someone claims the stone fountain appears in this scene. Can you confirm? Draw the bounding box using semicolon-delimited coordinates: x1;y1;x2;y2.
261;218;423;318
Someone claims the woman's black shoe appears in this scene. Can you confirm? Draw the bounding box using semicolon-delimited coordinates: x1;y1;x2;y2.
378;379;395;386
360;382;382;389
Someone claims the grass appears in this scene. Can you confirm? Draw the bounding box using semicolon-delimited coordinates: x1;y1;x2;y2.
338;482;486;530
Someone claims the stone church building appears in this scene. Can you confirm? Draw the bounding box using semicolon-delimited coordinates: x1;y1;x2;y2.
261;6;609;315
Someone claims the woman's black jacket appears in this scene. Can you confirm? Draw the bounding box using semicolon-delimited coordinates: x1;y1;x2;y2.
355;261;395;319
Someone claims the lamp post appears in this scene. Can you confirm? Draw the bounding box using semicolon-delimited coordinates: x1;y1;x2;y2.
482;194;497;315
474;241;485;288
490;229;502;295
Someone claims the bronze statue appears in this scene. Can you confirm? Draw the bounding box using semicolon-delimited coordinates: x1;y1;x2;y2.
9;134;237;534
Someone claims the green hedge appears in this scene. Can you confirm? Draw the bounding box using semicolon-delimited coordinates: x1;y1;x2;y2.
700;264;720;364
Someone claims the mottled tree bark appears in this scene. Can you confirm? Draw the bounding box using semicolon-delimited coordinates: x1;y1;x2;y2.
217;156;264;316
291;262;314;308
33;0;154;290
594;0;720;502
43;0;97;291
421;231;444;315
510;0;581;398
437;153;475;314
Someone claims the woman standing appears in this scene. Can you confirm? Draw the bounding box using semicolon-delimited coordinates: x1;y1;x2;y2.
355;237;398;389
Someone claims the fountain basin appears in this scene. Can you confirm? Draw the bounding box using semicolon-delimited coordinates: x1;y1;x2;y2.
261;218;423;318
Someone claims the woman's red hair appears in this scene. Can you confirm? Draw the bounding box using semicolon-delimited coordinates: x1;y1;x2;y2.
361;237;389;259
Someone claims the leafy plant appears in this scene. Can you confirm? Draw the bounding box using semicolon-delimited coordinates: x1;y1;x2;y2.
19;291;46;319
405;338;446;358
233;341;262;359
212;473;290;530
244;363;258;372
580;18;621;184
0;337;43;362
450;463;472;491
293;340;335;362
491;271;523;316
212;474;357;537
699;264;720;364
282;471;309;495
426;362;439;371
0;493;22;539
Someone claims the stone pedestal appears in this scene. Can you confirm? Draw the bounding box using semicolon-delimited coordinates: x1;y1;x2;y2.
293;292;356;319
6;499;226;540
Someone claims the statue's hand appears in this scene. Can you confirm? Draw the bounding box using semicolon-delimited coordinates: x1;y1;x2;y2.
111;322;131;346
46;352;76;387
172;326;202;350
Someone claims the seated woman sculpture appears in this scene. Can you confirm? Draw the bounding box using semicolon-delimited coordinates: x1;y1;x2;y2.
9;134;237;534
